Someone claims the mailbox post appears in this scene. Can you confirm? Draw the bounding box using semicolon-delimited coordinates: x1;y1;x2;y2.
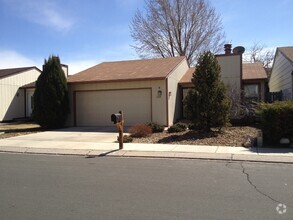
111;111;124;149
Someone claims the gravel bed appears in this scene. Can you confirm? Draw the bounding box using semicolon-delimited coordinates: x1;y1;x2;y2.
0;123;43;139
132;126;260;146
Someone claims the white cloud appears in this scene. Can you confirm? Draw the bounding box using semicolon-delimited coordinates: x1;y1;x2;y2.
0;50;40;69
0;49;100;75
65;59;102;75
2;0;74;31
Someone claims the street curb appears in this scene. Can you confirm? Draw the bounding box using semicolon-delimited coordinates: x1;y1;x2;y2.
1;148;293;164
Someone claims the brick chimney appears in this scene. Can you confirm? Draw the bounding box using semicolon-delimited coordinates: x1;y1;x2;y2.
224;44;232;55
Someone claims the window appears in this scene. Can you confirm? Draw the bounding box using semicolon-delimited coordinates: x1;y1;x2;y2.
244;84;259;100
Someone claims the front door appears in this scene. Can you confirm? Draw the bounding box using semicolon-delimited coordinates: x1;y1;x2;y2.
26;91;34;117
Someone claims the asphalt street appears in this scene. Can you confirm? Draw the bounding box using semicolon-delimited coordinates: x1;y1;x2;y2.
0;153;292;220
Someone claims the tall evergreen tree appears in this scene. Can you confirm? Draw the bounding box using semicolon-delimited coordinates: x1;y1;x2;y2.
33;56;69;128
184;51;231;131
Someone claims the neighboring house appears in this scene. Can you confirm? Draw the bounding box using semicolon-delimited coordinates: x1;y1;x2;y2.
67;56;189;127
269;46;293;100
242;62;268;102
0;67;41;121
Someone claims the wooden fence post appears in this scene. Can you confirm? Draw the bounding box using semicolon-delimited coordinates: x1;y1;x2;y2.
116;111;124;149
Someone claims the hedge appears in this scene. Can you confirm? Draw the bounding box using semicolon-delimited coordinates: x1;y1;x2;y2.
168;122;187;133
257;101;293;145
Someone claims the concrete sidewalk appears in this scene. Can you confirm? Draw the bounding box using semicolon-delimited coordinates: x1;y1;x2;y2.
1;130;293;163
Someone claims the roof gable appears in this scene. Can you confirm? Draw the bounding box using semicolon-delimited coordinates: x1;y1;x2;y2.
278;46;293;63
179;67;195;85
0;67;40;79
242;62;267;80
67;56;186;83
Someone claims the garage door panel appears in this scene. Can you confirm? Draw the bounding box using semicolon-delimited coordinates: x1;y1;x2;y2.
76;89;151;126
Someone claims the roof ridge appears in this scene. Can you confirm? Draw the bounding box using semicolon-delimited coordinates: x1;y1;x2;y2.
102;56;186;64
0;66;36;71
68;56;187;83
277;46;293;49
0;66;40;79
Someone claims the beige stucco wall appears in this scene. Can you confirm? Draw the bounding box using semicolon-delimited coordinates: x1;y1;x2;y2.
67;80;167;126
216;55;242;119
61;65;68;77
0;68;40;121
167;58;189;125
216;55;242;90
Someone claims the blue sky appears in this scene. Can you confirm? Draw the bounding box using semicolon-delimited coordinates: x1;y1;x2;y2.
0;0;292;74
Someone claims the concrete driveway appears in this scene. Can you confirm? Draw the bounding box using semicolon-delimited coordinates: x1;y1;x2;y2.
6;127;122;143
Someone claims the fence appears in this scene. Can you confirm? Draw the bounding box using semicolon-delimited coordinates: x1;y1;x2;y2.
266;91;283;103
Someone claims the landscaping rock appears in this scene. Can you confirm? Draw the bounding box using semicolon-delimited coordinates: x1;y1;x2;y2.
280;138;290;145
242;135;255;148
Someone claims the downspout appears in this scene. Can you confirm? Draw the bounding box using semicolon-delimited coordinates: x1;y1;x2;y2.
165;78;169;127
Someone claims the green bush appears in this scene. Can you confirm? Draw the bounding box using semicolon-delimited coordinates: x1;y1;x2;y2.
147;122;164;133
184;51;231;131
129;124;152;138
168;122;187;133
33;56;69;128
257;101;293;145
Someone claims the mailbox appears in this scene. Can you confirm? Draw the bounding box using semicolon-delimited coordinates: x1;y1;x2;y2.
111;113;122;124
111;111;124;149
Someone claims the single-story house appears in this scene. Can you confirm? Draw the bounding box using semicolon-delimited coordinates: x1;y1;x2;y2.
67;56;189;127
0;67;41;121
269;46;293;100
242;62;268;102
0;65;68;122
66;44;243;127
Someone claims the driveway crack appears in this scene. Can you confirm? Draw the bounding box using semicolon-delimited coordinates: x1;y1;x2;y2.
240;162;283;205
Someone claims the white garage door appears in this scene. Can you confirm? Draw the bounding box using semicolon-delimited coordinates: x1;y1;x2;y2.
75;89;152;126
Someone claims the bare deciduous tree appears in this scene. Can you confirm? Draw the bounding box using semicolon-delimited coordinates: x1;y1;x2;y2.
130;0;225;65
246;42;275;68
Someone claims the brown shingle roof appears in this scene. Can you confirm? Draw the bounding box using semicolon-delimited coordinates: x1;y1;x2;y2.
0;67;39;79
67;56;186;83
242;62;267;80
278;46;293;62
179;67;195;85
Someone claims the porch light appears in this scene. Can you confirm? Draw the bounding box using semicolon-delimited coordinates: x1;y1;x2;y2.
157;89;162;98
